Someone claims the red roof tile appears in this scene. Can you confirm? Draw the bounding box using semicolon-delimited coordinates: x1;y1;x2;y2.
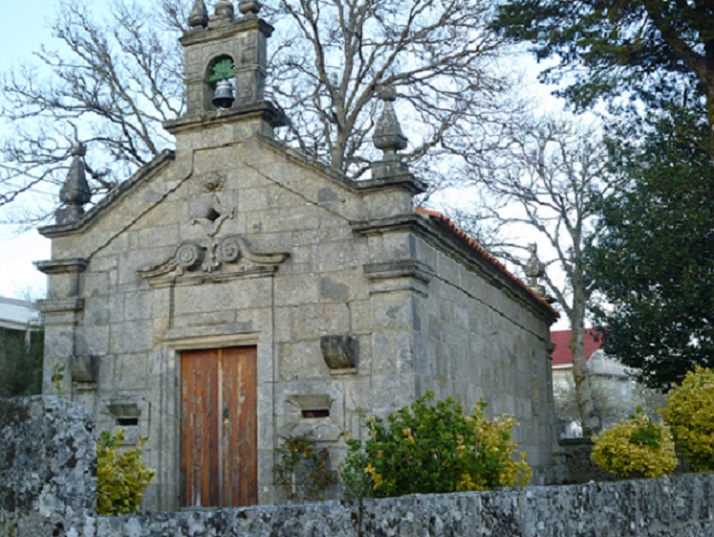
550;329;603;366
415;207;559;319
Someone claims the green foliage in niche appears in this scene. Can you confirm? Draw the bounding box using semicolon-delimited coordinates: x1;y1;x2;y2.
273;435;336;502
340;392;531;499
97;429;155;515
208;58;235;83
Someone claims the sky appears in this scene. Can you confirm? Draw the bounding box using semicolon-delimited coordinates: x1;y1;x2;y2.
0;0;55;300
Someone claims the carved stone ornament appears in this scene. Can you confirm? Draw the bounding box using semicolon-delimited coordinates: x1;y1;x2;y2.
56;142;92;225
201;172;225;192
320;335;358;370
138;234;289;287
524;243;547;298
193;196;233;237
524;243;545;286
70;355;97;384
188;0;209;29
209;0;235;27
238;0;261;17
176;242;203;269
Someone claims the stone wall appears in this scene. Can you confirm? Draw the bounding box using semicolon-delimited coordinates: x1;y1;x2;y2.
64;474;714;537
0;396;95;536
412;228;558;483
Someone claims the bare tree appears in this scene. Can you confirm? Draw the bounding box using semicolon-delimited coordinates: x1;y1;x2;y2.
0;0;519;221
0;0;188;221
453;117;610;435
264;0;516;191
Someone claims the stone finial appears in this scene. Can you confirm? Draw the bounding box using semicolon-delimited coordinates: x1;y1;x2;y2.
56;142;91;225
188;0;209;29
373;85;408;155
371;85;411;180
238;0;261;17
524;243;546;298
209;0;235;27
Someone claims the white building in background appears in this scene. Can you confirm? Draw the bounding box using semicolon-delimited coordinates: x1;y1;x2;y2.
0;296;42;397
551;329;636;437
551;329;633;394
0;296;39;334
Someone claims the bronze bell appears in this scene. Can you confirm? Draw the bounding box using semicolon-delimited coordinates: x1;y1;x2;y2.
212;79;235;109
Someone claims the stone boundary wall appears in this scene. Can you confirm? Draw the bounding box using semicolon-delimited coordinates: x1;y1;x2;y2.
65;474;714;537
0;396;96;536
2;396;713;536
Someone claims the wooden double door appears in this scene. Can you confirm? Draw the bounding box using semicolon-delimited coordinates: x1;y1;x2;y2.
180;347;257;507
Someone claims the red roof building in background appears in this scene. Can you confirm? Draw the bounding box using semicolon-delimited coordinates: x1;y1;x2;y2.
550;329;603;368
551;328;635;438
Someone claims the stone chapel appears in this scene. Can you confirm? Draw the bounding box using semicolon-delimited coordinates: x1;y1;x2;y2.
37;0;560;511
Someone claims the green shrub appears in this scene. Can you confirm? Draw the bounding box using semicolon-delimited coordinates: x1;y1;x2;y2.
340;392;531;499
273;435;337;502
0;327;43;397
660;366;714;472
97;430;155;515
591;411;677;478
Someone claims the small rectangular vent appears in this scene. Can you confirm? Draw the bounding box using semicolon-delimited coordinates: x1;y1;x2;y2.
116;417;139;427
301;409;330;419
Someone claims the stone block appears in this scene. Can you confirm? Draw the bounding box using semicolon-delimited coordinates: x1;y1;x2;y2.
348;299;372;334
110;321;152;354
257;386;275;451
272;306;293;343
315;242;361;272
370;292;413;330
292;303;350;339
279;340;324;380
274;273;318;306
318;274;350;302
112;353;150;391
123;291;153;322
370;372;415;415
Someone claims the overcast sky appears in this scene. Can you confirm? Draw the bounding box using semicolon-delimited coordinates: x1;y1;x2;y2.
0;0;55;300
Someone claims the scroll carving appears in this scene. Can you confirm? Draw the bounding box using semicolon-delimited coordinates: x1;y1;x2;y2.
138;233;289;286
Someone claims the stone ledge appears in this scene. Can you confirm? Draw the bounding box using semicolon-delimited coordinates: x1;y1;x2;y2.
354;172;427;196
35;258;89;275
364;259;432;283
163;100;288;134
38;297;85;314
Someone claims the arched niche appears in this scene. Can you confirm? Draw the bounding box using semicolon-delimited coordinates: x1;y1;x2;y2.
204;54;236;111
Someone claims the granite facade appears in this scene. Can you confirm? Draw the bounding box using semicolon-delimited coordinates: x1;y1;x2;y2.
37;10;560;511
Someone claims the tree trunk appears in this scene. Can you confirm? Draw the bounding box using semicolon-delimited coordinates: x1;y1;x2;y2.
569;296;601;437
706;82;714;161
330;125;347;171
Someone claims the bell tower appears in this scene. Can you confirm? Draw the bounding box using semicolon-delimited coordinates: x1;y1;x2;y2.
164;0;286;143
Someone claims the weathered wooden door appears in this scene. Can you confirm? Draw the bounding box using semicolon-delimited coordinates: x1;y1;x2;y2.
180;347;257;507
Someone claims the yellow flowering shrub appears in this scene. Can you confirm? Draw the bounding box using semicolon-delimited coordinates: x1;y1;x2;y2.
97;430;155;515
659;366;714;472
340;392;531;499
591;412;677;479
